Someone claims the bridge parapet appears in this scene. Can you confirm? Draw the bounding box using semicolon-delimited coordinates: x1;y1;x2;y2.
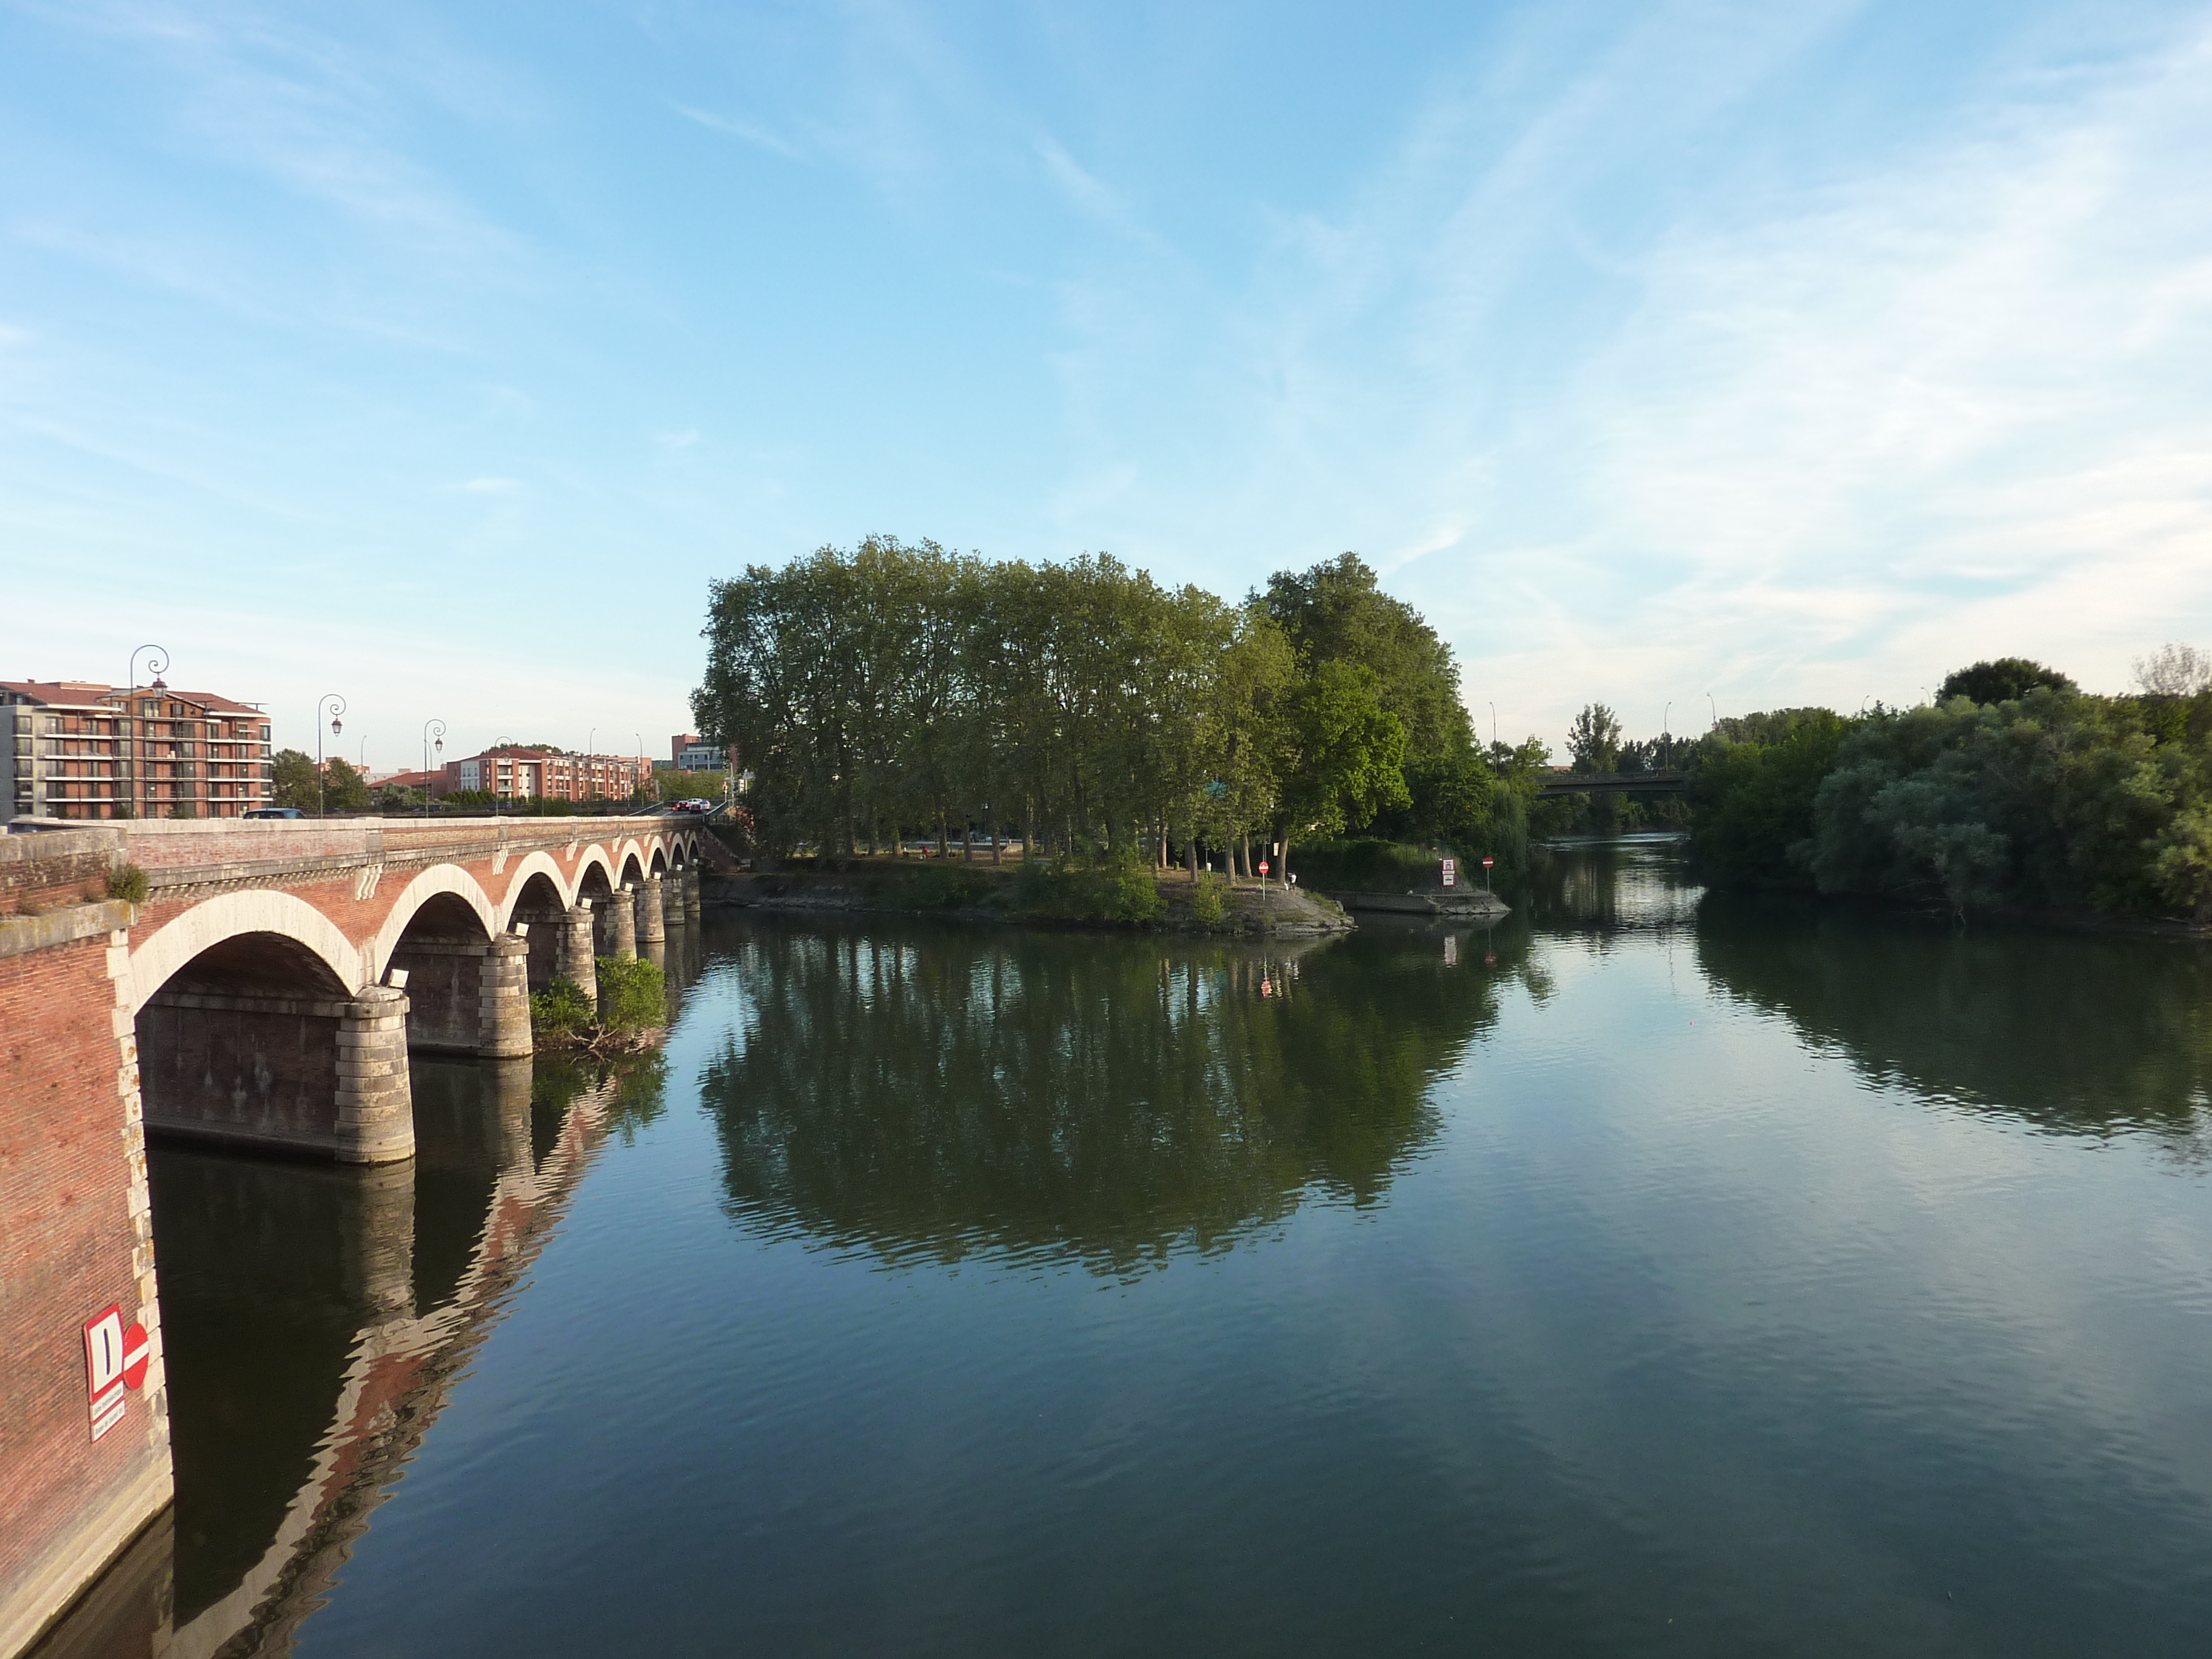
114;814;675;888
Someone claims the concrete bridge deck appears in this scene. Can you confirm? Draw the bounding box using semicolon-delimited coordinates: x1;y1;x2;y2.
1533;768;1689;799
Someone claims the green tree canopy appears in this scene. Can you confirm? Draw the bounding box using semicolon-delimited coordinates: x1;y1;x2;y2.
1566;704;1624;772
269;748;317;811
1259;554;1473;760
323;757;371;814
1937;658;2076;705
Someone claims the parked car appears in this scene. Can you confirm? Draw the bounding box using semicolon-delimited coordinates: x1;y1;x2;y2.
243;807;306;819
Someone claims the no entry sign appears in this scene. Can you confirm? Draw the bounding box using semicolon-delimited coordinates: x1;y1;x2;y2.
84;1304;150;1441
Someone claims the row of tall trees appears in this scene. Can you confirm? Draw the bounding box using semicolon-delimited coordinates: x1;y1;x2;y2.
693;540;1532;869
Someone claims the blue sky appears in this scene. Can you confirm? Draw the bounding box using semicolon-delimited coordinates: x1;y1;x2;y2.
3;0;2209;765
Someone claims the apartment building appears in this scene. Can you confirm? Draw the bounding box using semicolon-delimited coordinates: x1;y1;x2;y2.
668;733;726;773
1;679;273;822
444;745;650;803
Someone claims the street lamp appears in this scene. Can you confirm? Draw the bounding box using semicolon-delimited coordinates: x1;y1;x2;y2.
1663;702;1672;768
495;736;514;816
317;694;347;818
125;644;169;820
421;719;446;819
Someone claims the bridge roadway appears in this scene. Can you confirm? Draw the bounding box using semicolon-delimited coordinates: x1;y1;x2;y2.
1533;768;1689;799
0;813;706;1657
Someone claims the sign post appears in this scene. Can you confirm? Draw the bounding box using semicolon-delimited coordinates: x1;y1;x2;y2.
1441;856;1456;889
1481;855;1495;891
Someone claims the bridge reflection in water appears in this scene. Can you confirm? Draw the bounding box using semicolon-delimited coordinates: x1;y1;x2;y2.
27;1043;675;1659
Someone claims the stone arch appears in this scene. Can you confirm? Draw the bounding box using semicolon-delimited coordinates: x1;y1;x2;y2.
130;896;380;1161
366;865;499;984
649;846;669;877
504;868;570;991
495;850;573;928
615;842;647;886
571;845;616;900
127;890;364;1014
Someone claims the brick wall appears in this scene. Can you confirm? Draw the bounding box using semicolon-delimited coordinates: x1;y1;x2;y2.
137;993;346;1153
0;906;172;1656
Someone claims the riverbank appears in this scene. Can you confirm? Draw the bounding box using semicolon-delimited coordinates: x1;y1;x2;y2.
703;862;1355;937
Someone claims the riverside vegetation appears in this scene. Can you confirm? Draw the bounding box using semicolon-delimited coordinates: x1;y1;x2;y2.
529;956;669;1051
1680;646;2212;922
693;541;1552;882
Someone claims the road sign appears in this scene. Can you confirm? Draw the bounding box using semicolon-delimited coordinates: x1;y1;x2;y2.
1442;857;1456;888
83;1305;151;1441
1481;857;1495;869
1258;860;1269;876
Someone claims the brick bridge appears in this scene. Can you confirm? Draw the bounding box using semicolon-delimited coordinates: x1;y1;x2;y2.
0;814;709;1656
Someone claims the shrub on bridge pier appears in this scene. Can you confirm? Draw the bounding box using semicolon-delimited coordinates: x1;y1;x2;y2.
595;957;668;1035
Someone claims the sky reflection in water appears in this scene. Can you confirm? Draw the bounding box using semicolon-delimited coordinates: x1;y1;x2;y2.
106;845;2212;1658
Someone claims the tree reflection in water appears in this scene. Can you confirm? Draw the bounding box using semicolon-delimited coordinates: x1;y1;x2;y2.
1696;892;2212;1143
703;916;1538;1274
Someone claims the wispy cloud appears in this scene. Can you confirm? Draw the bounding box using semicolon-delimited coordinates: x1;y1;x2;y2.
672;102;802;159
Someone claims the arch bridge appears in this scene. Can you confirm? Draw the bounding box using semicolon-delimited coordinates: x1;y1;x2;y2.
0;813;708;1654
107;814;709;1164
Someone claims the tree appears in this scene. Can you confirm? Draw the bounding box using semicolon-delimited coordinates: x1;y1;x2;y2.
1276;662;1410;870
1687;712;1850;889
324;757;371;814
1259;554;1473;761
1566;704;1624;773
270;749;317;811
2134;642;2212;698
1937;658;2075;705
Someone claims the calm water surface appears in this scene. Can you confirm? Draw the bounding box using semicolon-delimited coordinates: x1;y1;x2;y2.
94;844;2212;1654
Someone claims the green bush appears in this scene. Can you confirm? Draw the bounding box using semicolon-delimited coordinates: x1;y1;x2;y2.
1010;853;1165;925
1113;868;1165;925
105;862;149;905
595;956;668;1033
529;977;595;1037
886;863;993;909
1285;838;1448;892
1188;874;1227;926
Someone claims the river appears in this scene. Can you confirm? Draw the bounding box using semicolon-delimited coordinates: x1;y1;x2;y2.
41;840;2212;1656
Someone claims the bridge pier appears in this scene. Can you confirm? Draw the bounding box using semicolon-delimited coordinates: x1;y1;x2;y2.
661;874;685;930
387;935;531;1060
637;876;666;946
598;885;637;961
335;986;417;1164
559;902;598;1004
682;867;702;921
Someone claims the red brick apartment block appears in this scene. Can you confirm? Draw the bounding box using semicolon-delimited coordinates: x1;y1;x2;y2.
2;679;273;823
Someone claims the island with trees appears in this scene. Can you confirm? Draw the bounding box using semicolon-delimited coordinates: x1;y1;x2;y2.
691;540;1549;928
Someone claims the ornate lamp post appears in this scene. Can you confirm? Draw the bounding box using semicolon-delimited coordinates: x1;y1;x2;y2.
316;695;346;817
421;719;446;819
124;644;169;820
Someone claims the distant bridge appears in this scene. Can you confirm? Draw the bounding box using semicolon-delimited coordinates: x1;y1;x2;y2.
1533;769;1689;799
